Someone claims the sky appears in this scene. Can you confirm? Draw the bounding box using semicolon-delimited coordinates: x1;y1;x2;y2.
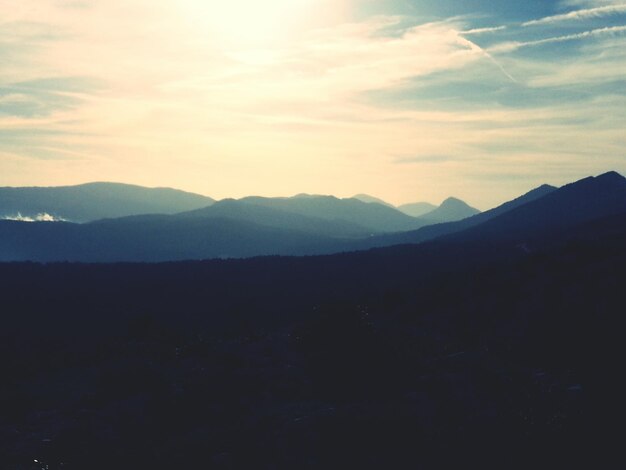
1;0;625;209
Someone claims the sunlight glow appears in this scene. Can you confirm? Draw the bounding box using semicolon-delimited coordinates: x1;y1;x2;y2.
179;0;319;46
2;0;625;207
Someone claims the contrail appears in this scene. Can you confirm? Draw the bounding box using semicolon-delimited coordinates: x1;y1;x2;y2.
461;26;507;35
457;34;518;83
490;25;626;53
523;4;626;27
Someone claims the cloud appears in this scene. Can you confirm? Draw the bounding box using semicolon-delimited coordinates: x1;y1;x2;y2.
394;155;463;165
0;77;106;121
489;25;626;52
560;1;626;7
523;36;626;86
523;4;626;26
461;26;508;35
1;1;626;208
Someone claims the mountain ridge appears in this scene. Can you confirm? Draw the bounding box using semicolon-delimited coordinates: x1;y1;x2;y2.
445;171;626;244
1;172;624;262
0;182;215;222
358;182;559;249
352;194;396;208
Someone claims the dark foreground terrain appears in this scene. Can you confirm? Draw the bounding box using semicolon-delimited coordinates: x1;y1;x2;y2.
1;207;624;469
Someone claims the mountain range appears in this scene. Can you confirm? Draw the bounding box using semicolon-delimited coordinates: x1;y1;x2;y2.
0;172;624;262
0;183;478;227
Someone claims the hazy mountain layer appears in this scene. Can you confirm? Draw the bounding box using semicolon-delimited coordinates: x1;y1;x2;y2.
352;194;396;208
179;199;373;238
397;201;437;217
0;182;214;222
237;195;428;233
0;216;345;262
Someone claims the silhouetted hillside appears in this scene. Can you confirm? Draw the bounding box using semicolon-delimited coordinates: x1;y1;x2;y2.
0;182;214;222
358;172;625;251
0;215;346;262
361;183;558;249
448;171;626;244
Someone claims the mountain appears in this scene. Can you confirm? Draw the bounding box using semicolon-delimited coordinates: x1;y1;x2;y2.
1;173;623;263
360;183;558;249
371;172;625;251
0;182;214;222
352;194;396;208
179;199;371;238
417;197;480;223
397;197;478;221
397;201;437;217
0;191;446;263
236;195;429;233
448;171;626;244
0;215;347;263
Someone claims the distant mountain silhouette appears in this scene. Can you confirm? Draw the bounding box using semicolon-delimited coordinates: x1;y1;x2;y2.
418;197;480;223
352;194;395;208
0;182;214;222
236;195;428;233
0;191;433;262
397;201;437;217
361;183;558;249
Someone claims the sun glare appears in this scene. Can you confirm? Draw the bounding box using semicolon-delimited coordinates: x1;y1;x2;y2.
179;0;319;47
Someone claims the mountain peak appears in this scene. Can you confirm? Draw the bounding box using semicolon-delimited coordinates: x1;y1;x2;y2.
559;171;626;197
596;171;625;184
439;197;470;208
419;197;480;223
452;170;626;243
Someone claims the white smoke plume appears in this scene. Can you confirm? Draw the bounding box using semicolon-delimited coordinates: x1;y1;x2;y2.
1;213;66;222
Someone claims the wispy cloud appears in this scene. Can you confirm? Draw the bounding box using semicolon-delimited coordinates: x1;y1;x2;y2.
394;155;465;165
523;4;626;26
461;26;507;35
560;1;626;7
489;25;626;52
